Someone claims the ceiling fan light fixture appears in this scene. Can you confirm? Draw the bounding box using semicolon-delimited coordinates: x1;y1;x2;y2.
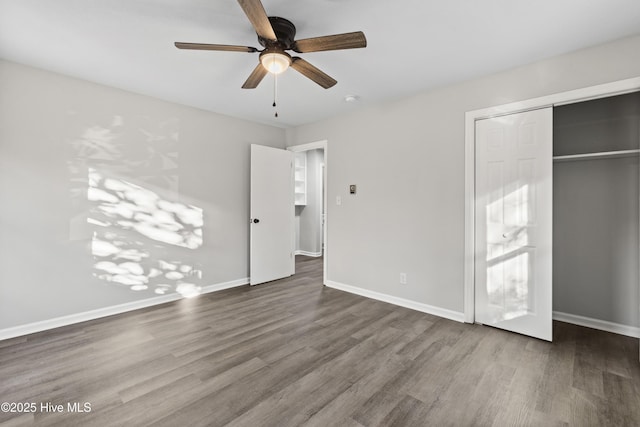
260;51;291;74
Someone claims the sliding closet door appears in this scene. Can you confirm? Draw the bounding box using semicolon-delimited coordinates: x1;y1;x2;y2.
475;108;553;341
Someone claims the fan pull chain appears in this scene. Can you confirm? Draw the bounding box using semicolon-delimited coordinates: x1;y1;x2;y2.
273;72;279;118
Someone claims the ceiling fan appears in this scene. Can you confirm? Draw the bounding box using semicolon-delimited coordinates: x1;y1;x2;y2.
174;0;367;89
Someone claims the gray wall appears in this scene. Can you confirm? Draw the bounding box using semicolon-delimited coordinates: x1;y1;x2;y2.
553;93;640;326
0;59;285;329
286;34;640;322
296;149;323;256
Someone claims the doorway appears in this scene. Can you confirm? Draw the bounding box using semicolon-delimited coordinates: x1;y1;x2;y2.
288;141;328;283
293;148;324;257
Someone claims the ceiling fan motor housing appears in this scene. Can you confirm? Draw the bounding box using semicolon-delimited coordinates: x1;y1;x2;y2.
258;17;296;49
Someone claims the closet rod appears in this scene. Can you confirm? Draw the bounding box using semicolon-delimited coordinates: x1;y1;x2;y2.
553;149;640;163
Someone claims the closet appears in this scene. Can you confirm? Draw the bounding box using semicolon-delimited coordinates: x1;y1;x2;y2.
473;90;640;341
553;92;640;330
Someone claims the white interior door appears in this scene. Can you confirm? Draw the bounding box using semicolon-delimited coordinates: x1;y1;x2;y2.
250;144;294;285
475;108;553;341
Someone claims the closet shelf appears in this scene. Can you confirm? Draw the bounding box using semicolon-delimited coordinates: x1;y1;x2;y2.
553;149;640;162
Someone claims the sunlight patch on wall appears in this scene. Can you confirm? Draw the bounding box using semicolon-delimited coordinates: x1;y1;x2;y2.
88;169;204;297
68;114;206;298
88;169;202;249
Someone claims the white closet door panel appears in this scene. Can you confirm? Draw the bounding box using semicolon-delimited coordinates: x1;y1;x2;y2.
475;108;553;341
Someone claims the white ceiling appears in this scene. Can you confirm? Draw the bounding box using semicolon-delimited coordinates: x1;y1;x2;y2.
1;0;640;128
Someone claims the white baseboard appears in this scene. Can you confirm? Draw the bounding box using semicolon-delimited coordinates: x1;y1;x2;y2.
0;278;249;341
325;280;465;323
553;311;640;338
294;250;322;257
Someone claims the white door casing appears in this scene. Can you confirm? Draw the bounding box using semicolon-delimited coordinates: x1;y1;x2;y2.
250;144;294;285
475;108;553;341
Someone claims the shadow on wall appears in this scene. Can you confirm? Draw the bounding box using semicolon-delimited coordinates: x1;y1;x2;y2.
68;114;205;297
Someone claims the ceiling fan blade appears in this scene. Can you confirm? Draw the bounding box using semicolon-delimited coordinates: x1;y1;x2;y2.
292;31;367;53
175;42;258;53
237;0;277;41
290;57;337;89
242;63;268;89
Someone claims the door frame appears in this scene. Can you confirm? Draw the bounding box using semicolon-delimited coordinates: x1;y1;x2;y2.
287;140;328;283
464;76;640;324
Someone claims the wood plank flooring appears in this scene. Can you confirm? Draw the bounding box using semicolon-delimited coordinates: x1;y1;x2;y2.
1;256;639;426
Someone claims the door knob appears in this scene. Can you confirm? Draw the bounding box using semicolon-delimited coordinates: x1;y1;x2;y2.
253;218;260;224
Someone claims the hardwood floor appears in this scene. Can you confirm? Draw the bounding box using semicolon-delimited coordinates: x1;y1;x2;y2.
1;256;639;426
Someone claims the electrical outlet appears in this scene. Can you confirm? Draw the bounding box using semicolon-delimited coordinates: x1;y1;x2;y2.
399;273;407;285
